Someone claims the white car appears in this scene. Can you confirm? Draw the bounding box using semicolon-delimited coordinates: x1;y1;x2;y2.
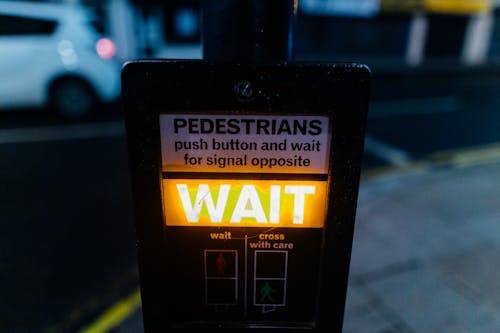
0;1;122;119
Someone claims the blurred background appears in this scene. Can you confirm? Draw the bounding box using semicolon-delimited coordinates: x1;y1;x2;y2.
1;0;500;332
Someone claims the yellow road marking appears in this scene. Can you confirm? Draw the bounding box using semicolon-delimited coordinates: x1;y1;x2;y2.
380;0;492;14
429;142;500;168
362;142;500;181
79;288;142;333
424;0;492;14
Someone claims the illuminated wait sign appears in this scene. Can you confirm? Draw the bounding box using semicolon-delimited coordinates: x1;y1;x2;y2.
163;179;327;228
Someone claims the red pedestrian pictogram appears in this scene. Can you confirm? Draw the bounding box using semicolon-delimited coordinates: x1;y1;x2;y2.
216;253;227;276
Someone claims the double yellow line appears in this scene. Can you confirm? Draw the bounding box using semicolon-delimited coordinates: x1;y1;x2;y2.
79;288;142;333
362;142;500;181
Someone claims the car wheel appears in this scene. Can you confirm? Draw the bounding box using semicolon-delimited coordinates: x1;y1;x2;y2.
50;77;98;120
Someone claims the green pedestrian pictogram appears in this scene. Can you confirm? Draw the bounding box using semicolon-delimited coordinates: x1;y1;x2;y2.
259;281;276;303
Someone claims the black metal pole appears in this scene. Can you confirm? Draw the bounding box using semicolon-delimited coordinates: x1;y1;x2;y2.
201;0;297;62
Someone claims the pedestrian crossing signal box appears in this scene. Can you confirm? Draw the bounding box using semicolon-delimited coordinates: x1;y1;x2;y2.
121;60;370;332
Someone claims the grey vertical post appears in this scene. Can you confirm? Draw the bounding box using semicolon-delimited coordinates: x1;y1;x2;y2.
201;0;297;62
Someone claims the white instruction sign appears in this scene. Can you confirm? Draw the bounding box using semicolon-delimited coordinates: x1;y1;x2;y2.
160;114;331;174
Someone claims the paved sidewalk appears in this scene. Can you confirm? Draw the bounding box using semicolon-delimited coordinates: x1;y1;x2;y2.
115;158;500;333
344;160;500;333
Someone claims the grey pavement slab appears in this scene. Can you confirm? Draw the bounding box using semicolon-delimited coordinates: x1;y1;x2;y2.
345;161;500;333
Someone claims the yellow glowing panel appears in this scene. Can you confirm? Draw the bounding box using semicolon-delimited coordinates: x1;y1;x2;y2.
162;179;328;228
424;0;491;14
